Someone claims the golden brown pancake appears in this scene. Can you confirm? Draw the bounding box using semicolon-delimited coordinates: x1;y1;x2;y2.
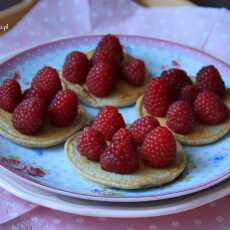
65;134;186;189
0;106;86;148
136;89;230;145
59;51;149;108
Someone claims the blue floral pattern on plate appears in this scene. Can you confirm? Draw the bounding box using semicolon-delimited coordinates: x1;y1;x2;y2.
0;36;230;202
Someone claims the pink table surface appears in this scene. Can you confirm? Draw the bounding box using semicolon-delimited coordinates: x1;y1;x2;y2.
1;0;230;229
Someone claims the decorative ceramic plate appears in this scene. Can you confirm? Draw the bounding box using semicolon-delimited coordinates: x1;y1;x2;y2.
0;35;230;202
0;166;230;217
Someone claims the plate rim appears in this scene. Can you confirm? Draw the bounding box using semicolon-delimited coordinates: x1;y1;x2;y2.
0;34;230;202
0;166;230;218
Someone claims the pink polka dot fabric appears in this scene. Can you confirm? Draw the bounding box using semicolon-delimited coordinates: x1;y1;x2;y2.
1;0;230;229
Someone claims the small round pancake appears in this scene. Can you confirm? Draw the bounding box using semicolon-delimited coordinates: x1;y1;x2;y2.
59;51;149;108
136;89;230;145
0;106;86;148
65;134;186;189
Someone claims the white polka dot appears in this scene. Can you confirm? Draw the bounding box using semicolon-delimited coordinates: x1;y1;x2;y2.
58;0;64;6
31;216;39;224
148;224;157;230
216;216;224;222
11;225;20;230
171;221;180;227
209;202;217;207
40;2;48;8
193;219;202;225
52;218;62;225
126;227;134;230
75;217;85;224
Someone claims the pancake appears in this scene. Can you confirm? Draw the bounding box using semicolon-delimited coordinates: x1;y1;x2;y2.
0;106;86;148
65;134;186;189
59;51;149;108
136;89;230;145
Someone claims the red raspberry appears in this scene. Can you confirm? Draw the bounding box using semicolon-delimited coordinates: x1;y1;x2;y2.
77;127;107;161
179;85;199;104
86;62;115;97
63;51;90;84
143;78;173;117
92;35;123;71
0;79;22;112
22;86;46;101
194;90;228;125
93;106;125;140
122;58;145;86
32;66;62;102
161;68;192;98
100;128;138;174
12;98;47;135
48;90;78;126
166;100;195;134
111;128;135;150
141;127;176;168
196;65;225;98
129;116;159;145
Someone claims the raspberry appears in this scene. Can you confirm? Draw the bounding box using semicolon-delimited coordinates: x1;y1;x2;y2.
194;90;228;125
86;62;116;97
100;128;138;174
63;51;90;84
166;100;195;134
32;66;62;102
161;68;192;98
12;98;47;135
93;106;125;140
111;128;135;150
196;65;225;98
179;85;199;104
122;58;145;86
22;86;46;101
48;90;78;126
92;35;123;71
77;127;106;161
0;79;22;112
97;34;123;59
143;78;173;117
141;127;176;168
129;116;159;145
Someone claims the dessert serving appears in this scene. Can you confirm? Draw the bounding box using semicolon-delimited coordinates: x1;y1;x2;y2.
136;66;230;145
0;67;86;148
65;106;186;189
60;35;149;107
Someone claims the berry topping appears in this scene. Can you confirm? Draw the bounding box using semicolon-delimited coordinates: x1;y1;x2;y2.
32;66;62;102
100;128;138;174
143;78;173;117
22;86;46;101
161;68;192;98
12;98;47;135
166;100;195;134
93;34;123;67
86;62;116;97
141;127;176;168
194;90;228;125
93;106;125;140
196;65;225;98
48;89;78;126
122;58;145;86
0;79;22;112
77;127;107;161
129;116;159;145
63;51;90;84
179;85;199;104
